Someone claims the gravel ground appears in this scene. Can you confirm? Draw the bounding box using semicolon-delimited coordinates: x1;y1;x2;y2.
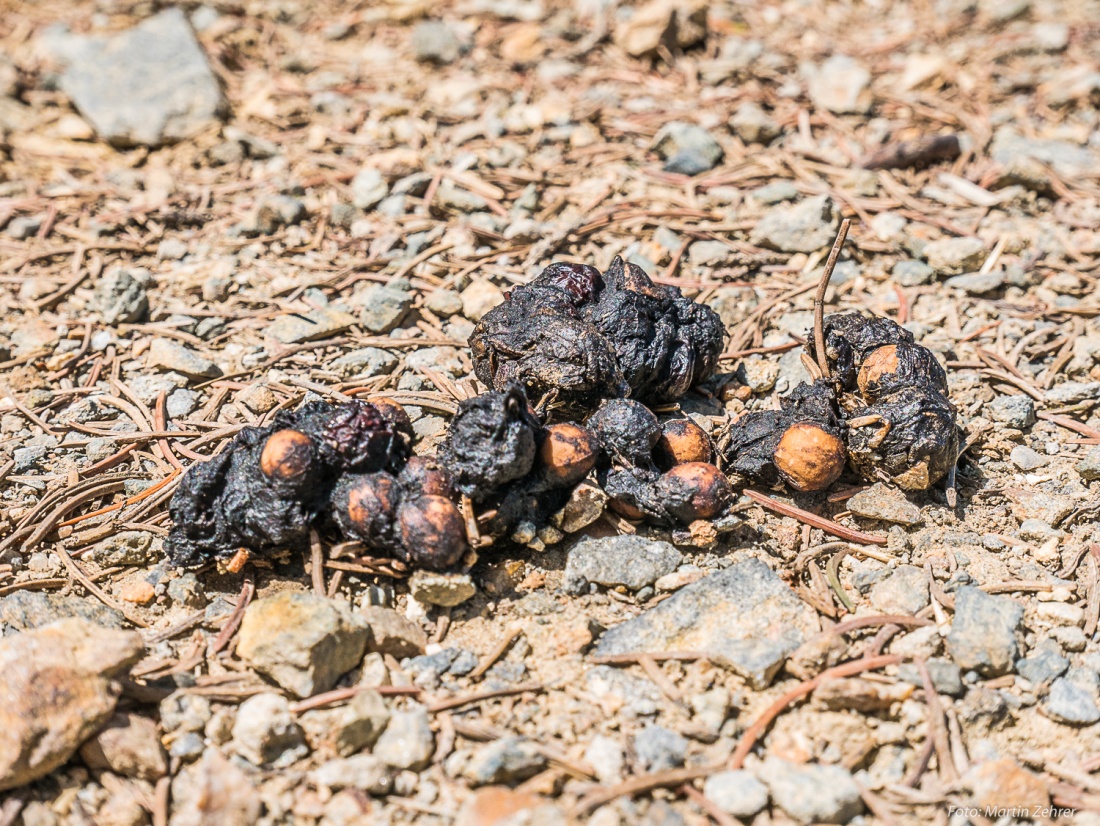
2;0;1100;823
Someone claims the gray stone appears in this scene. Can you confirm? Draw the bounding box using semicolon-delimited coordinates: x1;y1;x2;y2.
688;240;735;268
231;693;308;767
167;388;199;418
898;658;964;696
847;484;923;526
372;706;434;771
987;394;1035;429
92;268;149;325
564;535;682;595
87;530;155;566
735;355;779;393
355;285;413;334
586;665;662;716
944;270;1005;295
1077;446;1100;481
946;587;1023;677
167;574;204;608
1006;489;1075;525
751;181;799;205
1043;676;1100;725
730;102;780;145
329;347;398;379
750;195;840;254
351;168;388;210
360;606;427;659
652;122;723;175
584;735;625;785
893;259;935;287
464;736;547;786
408;570;477;607
595;558;817;688
1017;639;1069;684
990;126;1099;179
1046;381;1100;404
49;9;226;146
265;306;355;344
633;725;688;772
236;592;370;698
703;770;770;819
461;279;505;322
412;20;464;64
0;619;144;792
159;694;212;734
760;757;864;824
807;55;871;114
425;288;464;317
299;689;390;757
310;754;393;793
0;591;125;631
1017;519;1061;543
147;338;221;380
235;194;306;236
869;565;930;615
13;446;46;471
552;481;608;533
6;215;42;240
1010;445;1047;471
437;180;488;212
925;237;987;274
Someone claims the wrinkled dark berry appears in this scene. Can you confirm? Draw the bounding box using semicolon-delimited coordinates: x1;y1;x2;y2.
805;312;914;391
587;398;661;469
436;384;542;502
470;256;725;418
396;495;467;570
295;399;408;473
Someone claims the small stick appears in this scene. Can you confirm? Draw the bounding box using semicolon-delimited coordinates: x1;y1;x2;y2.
460;494;482;548
225;548;250;574
427;682;544;713
571;765;720;817
813;218;853;378
309;529;325;598
743;489;887;545
469;625;523;680
210;575;255;656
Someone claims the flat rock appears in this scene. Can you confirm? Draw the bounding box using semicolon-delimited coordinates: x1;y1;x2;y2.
1077;446;1100;481
0;591;125;631
847;483;923;525
79;711;167;781
987;394;1035;428
944;270;1006;295
147;338;221;380
264;306;355;344
1042;676;1100;725
461;279;505;322
237;592;369;698
408;570;477;607
946;586;1023;677
86;530;156;566
91;268;149;325
750;195;839;254
355;284;413;334
464;736;547;786
360;605;427;659
49;9;226;146
760;757;864;824
564;535;683;594
703;770;770;819
990;126;1099;178
169;750;261;826
633;725;688;772
1006;489;1075;525
0;618;143;791
310;754;393;793
594;557;818;688
651;121;723;175
807;55;871;114
300;688;390;757
869;565;930;615
1016;638;1069;684
371;706;434;770
924;236;986;275
231;693;308;767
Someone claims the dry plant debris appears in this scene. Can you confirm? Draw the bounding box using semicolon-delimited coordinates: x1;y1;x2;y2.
0;0;1100;823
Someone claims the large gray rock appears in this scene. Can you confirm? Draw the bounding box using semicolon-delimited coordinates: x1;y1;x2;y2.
0;591;125;631
564;535;682;594
594;558;817;688
237;592;369;698
231;693;308;767
48;9;226;147
652;121;724;175
464;737;547;786
990;127;1099;179
264;306;355;344
371;706;434;771
704;770;770;819
924;236;987;275
760;757;864;824
1043;674;1100;725
750;195;840;253
300;689;390;757
946;587;1023;677
0;619;144;791
91;268;149;324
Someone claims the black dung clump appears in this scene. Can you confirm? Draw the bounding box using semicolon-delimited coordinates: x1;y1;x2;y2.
470;257;725;419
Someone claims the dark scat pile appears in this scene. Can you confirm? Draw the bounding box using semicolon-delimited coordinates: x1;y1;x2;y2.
807;312;959;490
469;257;725;419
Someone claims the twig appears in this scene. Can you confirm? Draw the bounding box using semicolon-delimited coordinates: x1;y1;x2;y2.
310;529;326;597
728;654;901;769
469;625;523;680
813;218;852;378
427;682;544;713
210;575;255;656
742;489;887;545
571;765;721;817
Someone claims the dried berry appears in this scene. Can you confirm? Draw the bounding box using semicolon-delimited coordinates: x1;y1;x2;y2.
653;417;713;469
259;429;314;481
718;380;847;491
295;399;408;473
587;398;661;468
436;384;542;502
656;462;732;521
856;341;947;401
470;256;725;418
539;423;599;486
397;456;455;499
805;312;914;392
331;472;400;548
846;388;959;490
396;495;467;570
